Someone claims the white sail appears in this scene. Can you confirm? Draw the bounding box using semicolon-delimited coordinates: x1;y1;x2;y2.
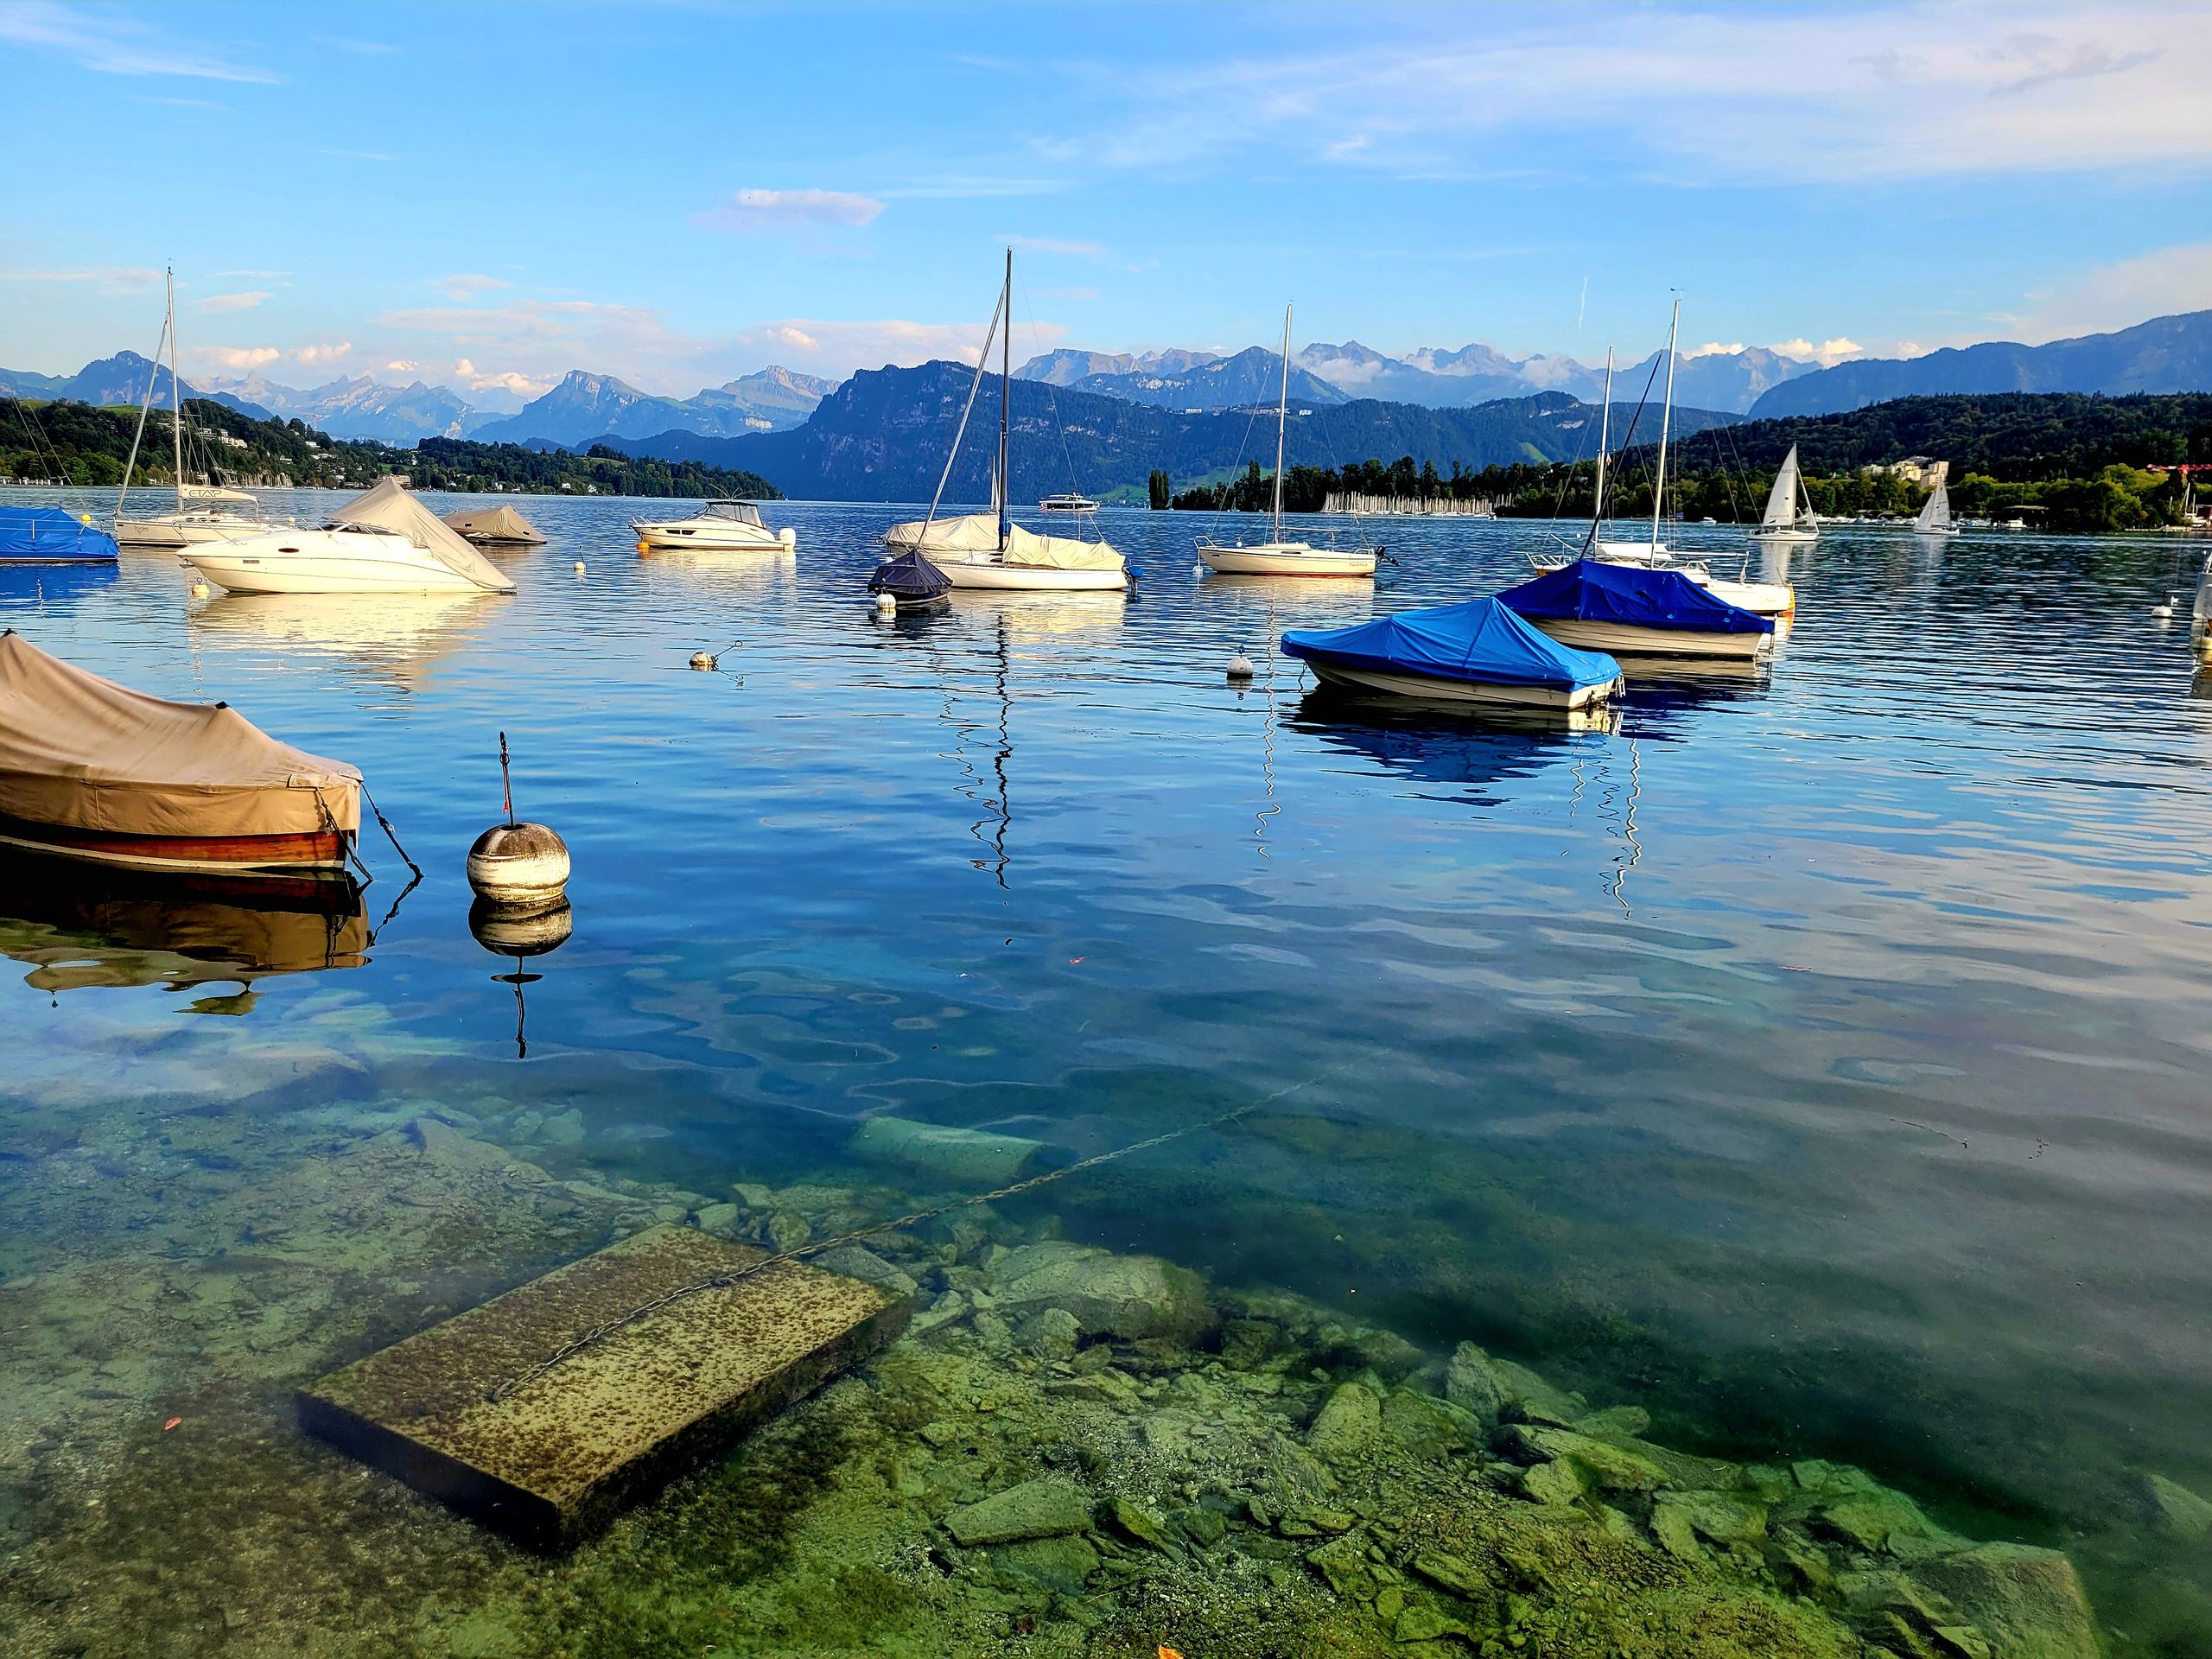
1761;445;1800;529
1915;480;1951;533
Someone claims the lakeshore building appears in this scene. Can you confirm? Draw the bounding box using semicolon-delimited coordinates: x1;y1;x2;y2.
1863;455;1950;486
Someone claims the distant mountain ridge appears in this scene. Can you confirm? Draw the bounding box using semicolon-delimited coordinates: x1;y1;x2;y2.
470;365;829;446
1747;310;2212;417
0;351;273;419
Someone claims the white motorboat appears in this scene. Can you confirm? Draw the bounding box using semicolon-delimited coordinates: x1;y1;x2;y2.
181;478;516;595
1196;304;1377;579
632;499;795;551
1749;444;1819;546
1913;480;1961;537
111;272;282;548
1039;492;1098;514
889;251;1128;594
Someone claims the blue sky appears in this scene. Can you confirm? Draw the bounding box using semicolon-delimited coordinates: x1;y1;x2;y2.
3;0;2209;400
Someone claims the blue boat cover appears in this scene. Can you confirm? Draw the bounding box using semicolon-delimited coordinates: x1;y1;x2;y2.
0;506;120;563
1493;558;1771;634
1281;597;1622;691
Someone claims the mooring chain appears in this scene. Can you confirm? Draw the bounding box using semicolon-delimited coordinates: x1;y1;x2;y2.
483;1069;1338;1404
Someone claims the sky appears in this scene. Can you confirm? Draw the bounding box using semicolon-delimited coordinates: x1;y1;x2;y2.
3;0;2210;402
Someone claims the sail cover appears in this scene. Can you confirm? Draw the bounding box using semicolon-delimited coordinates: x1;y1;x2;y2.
1282;598;1622;691
334;479;515;591
1495;559;1773;635
0;630;360;837
885;512;1004;553
882;514;1124;570
0;506;119;563
1001;525;1124;570
442;504;546;544
1761;445;1800;527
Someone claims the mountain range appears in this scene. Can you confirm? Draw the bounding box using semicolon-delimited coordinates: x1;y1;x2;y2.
467;365;830;447
588;359;1737;502
0;350;276;419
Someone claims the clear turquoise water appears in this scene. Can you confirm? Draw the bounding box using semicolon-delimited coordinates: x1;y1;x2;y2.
6;489;2212;1643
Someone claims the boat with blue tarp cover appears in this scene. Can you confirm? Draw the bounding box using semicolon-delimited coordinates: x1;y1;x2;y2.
1281;596;1623;709
1494;557;1774;661
0;507;120;566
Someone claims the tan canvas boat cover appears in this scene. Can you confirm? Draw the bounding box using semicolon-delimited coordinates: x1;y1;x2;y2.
886;512;1004;553
0;630;361;837
336;479;516;592
1001;525;1124;570
885;514;1122;570
442;504;546;544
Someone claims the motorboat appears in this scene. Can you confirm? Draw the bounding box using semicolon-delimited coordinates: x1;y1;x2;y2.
180;478;516;595
1039;493;1098;515
632;499;795;551
1749;444;1819;546
1197;303;1377;579
1496;558;1774;662
0;505;118;564
111;270;283;548
888;250;1128;593
443;504;547;545
1913;480;1961;537
867;546;953;613
0;629;360;878
1283;596;1624;709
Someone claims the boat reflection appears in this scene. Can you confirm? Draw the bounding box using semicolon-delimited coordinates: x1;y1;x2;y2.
0;560;119;617
1614;653;1772;710
0;852;368;1007
1292;694;1617;805
949;588;1128;639
633;543;799;596
188;588;494;688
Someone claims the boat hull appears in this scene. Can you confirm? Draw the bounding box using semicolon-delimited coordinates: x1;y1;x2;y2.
1703;578;1796;616
181;552;483;594
940;560;1126;592
1304;659;1618;709
633;525;794;551
1749;528;1818;546
1198;543;1376;577
1525;616;1768;661
0;811;351;877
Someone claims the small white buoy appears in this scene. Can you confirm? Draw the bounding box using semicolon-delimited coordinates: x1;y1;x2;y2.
1227;652;1255;680
875;592;897;614
573;560;587;575
690;650;715;670
467;821;571;912
2152;595;2177;620
188;580;210;598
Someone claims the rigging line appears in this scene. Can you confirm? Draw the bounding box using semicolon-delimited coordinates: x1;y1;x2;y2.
484;1062;1349;1404
360;783;422;880
922;283;1007;535
1013;270;1099;543
117;310;170;517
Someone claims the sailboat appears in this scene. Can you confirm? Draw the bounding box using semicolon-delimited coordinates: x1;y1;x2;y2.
1750;444;1819;546
1196;305;1376;578
881;251;1127;592
1912;479;1960;537
114;270;277;550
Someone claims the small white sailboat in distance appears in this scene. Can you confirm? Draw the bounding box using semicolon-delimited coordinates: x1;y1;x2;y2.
1196;304;1377;578
1751;444;1819;546
1913;479;1960;537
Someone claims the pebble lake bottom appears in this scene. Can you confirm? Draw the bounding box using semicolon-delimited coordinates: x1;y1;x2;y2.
2;489;2209;1656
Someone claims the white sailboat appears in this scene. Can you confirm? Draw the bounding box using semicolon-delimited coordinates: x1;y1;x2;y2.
1750;444;1819;545
1913;479;1960;537
1196;304;1377;578
114;270;278;549
887;251;1127;593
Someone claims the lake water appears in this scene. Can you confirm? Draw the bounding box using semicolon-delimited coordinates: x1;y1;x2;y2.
4;488;2210;1652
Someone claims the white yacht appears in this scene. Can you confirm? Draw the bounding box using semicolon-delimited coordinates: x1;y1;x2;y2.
181;478;515;595
632;499;796;551
1750;444;1819;546
1039;492;1098;515
1196;304;1377;579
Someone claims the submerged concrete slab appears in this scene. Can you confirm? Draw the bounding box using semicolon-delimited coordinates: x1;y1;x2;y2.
299;1224;909;1548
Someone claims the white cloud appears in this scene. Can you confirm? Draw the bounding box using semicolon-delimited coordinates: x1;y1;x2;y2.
1769;336;1864;366
1004;235;1106;258
194;290;269;313
1685;340;1746;359
1;265;162;294
0;1;279;82
294;341;352;365
737;316;1066;376
431;273;512;302
385;359;418;372
199;346;281;370
452;359;552;397
694;188;886;233
2001;242;2212;342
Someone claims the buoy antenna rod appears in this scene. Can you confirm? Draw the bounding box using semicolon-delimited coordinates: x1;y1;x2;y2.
499;731;515;827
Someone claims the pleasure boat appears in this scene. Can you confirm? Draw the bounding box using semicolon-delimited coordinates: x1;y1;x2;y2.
1039;493;1099;515
1912;480;1961;538
1749;444;1819;546
1196;303;1377;579
632;499;795;551
180;478;516;596
1283;597;1622;709
1496;558;1775;662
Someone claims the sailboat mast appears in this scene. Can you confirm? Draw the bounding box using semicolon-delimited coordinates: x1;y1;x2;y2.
997;247;1011;552
1273;302;1291;541
1650;296;1679;551
1592;347;1613;539
167;267;183;512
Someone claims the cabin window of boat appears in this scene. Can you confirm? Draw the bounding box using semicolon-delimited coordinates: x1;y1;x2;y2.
704;502;764;525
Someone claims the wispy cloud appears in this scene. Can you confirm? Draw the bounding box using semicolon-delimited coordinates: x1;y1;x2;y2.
194;290;269;314
1769;337;1865;366
1004;234;1106;259
431;273;512;302
693;188;886;233
453;359;552;397
0;1;278;82
196;346;281;370
1999;241;2212;342
1;265;162;294
735;316;1067;377
294;341;351;365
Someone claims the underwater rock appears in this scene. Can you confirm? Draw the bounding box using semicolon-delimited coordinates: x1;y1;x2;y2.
1306;1382;1381;1463
690;1201;741;1236
1381;1388;1465;1462
404;1116;512;1173
988;1242;1212;1343
1446;1340;1510;1424
944;1477;1093;1547
1814;1488;1950;1555
758;1211;811;1252
1656;1490;1770;1554
1014;1306;1080;1361
1498;1426;1670;1494
1520;1458;1589;1507
1395;1600;1479;1644
810;1244;920;1298
1305;1531;1375;1600
539;1109;585;1146
1491;1357;1586;1426
849;1116;1048;1186
1410;1549;1490;1600
729;1181;773;1208
1907;1544;2100;1659
990;1534;1098;1595
2132;1471;2212;1538
1574;1404;1651;1439
1103;1497;1178;1553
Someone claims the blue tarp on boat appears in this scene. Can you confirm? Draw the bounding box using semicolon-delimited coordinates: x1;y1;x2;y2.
1281;597;1622;691
0;507;120;564
1493;558;1771;634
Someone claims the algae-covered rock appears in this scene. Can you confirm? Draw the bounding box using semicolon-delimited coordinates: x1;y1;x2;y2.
1103;1497;1176;1553
1446;1339;1509;1423
989;1241;1211;1342
1382;1388;1465;1462
1575;1404;1652;1440
1306;1382;1381;1463
1656;1490;1770;1553
2133;1470;2212;1538
1500;1426;1670;1494
1410;1550;1489;1600
850;1115;1048;1185
1014;1306;1079;1361
944;1477;1092;1546
1306;1532;1375;1600
1815;1488;1949;1555
990;1534;1098;1594
1908;1544;2101;1659
690;1201;741;1236
807;1243;918;1297
1522;1457;1590;1506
